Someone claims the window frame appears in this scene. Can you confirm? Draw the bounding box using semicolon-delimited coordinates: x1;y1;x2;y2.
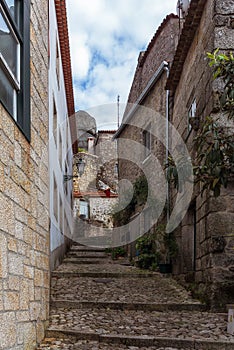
188;98;196;133
0;0;30;141
142;123;152;160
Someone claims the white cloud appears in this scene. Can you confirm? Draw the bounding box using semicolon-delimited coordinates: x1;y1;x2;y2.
67;0;177;128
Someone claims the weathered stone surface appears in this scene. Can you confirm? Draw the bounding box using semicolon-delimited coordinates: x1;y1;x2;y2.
215;0;234;14
0;312;17;348
215;27;234;48
37;246;234;349
4;291;20;310
0;232;8;278
207;213;234;236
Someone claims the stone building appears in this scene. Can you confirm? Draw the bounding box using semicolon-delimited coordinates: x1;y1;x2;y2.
115;0;234;309
114;14;179;246
73;129;118;239
0;0;75;348
49;0;76;270
95;130;119;192
165;0;234;309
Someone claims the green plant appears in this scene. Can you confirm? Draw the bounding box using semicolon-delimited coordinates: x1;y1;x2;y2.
78;147;87;153
112;175;148;227
194;116;234;197
207;49;234;118
194;51;234;196
110;247;127;260
154;224;178;263
134;224;178;269
135;231;159;270
166;51;234;197
163;232;179;260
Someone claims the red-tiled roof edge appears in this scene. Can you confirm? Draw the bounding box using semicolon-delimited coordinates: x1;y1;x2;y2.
166;0;207;91
74;191;118;198
55;0;77;153
139;13;178;67
98;130;117;134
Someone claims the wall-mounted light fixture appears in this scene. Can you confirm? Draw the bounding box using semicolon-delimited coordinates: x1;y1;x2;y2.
63;158;86;182
77;158;86;176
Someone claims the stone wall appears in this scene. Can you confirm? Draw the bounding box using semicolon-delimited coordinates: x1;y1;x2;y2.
0;1;50;348
126;15;179;107
118;16;179;192
73;152;98;192
89;197;118;228
73;131;118;234
95;131;118;191
169;0;234;309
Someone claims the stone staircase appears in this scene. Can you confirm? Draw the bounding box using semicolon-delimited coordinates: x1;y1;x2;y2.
37;245;234;350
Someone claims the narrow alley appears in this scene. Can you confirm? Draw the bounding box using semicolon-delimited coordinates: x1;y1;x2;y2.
37;244;234;350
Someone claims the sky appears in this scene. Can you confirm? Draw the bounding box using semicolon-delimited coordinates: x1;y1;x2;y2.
66;0;177;129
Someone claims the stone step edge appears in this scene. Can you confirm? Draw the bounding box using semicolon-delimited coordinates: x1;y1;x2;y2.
70;248;106;252
46;329;234;349
52;271;157;278
50;299;207;312
62;259;106;265
65;255;107;259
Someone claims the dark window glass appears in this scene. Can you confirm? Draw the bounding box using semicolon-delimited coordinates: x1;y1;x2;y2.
5;0;21;28
0;0;30;140
0;9;19;80
0;64;16;117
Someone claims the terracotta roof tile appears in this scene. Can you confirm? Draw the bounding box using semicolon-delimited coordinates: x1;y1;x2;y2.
166;0;207;91
55;0;77;153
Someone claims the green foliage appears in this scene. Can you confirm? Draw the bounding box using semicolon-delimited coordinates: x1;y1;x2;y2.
112;175;148;226
135;224;178;269
165;154;193;193
110;247;127;260
207;49;234;118
133;175;148;205
163;232;179;259
165;156;178;189
194;116;234;197
78;147;87;153
166;51;234;197
135;232;159;270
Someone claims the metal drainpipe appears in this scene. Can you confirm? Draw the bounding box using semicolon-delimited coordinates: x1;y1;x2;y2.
164;65;170;223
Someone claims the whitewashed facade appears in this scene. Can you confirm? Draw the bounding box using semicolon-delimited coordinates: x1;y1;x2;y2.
49;0;75;270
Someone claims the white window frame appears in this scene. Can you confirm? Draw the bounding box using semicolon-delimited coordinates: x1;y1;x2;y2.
188;99;196;132
142;123;151;160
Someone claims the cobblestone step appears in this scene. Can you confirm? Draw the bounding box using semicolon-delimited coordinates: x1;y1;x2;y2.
52;271;158;278
51;300;207;312
51;275;200;305
37;336;187;350
73;236;112;247
70;245;106;252
36;244;234;349
67;252;107;258
63;258;106;264
47;308;233;344
45;328;234;349
52;261;158;278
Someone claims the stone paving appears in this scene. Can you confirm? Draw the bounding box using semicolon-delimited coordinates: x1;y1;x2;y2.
37;337;185;350
51;275;199;304
36;245;234;349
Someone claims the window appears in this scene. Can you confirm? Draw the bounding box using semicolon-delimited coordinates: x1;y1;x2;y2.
114;163;118;175
56;39;60;89
188;99;196;132
59;195;63;234
53;175;58;222
53;99;57;145
0;0;30;140
143;124;151;159
59;128;62;168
